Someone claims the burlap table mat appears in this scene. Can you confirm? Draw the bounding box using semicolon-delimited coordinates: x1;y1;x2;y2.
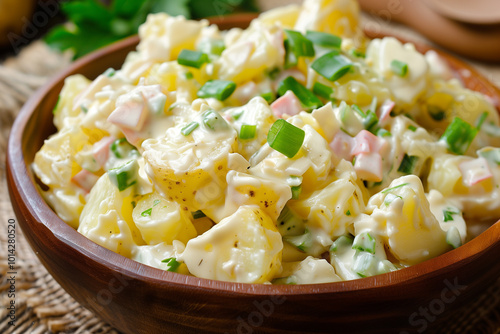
1;7;500;333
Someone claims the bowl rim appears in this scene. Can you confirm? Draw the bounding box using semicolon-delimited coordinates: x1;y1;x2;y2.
7;16;500;297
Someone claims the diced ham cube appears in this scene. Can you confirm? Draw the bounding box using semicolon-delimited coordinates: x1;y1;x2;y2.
329;131;355;161
354;152;383;182
378;99;395;126
92;136;115;167
71;169;99;193
108;93;148;131
351;130;387;156
459;157;493;186
271;91;303;118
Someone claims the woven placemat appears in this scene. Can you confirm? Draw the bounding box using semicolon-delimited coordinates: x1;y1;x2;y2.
1;12;500;333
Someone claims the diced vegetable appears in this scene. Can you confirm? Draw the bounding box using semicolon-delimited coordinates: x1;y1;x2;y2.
161;257;182;272
191;210;206;219
312;82;334;101
440;117;478;155
311;50;353;81
197;80;237;101
390;60;408;77
384;193;403;206
446;226;462;249
397;154;419;174
267;119;305;158
177;49;209;69
284;29;315;57
291;186;302;200
277;76;322;111
239;124;257;140
181;121;199;136
284;228;313;252
110;138;137;159
352;232;376;254
197;39;225;56
108;159;138;191
443;208;460;222
306;31;342;48
330;235;354;252
202;110;227;131
277;206;305;237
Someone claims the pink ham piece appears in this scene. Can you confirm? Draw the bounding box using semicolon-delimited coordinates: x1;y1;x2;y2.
71;169;99;193
354;152;383;182
329;131;355;161
271;91;303;118
351;130;387;156
459;157;493;186
92;136;115;167
378;99;395;126
108;93;148;132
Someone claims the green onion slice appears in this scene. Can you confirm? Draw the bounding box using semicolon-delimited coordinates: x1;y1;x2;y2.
291;185;302;200
311;50;353;82
284;29;315;57
108;160;138;192
330;235;354;252
177;49;209;69
239;124;257;140
260;91;275;104
312;82;334;101
110;138;137;159
443;208;460;222
397;154;419;174
284;228;313;252
390;60;408;77
202;110;227;131
267;119;305;158
476;111;488;130
161;257;182;272
141;208;152;217
277;76;322;111
381;183;408;194
306;31;342;48
352;232;376;254
198;80;236;101
440;117;478;155
446;226;462;249
181;121;199;136
191;210;206;219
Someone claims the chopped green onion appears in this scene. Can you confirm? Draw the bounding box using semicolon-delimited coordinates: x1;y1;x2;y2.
446;226;462;249
443;208;460;222
287;175;303;187
181;121;199;136
311;50;353;82
272;276;297;285
428;106;446;121
161;257;181;272
330;235;354;252
260;91;275;104
232;109;245;120
153;199;160;206
277;206;305;237
352;104;366;117
198;38;225;56
81;105;88;113
376;128;391;137
103;68;115;77
202;110;227;131
291;185;302;200
177;49;209;69
312;82;334;101
184;72;194;80
408;125;417;132
363;111;379;133
284;228;313;252
478;147;500;165
440;117;478;155
350;49;365;58
305;31;342;48
284;29;315;57
267;119;305;158
191;210;206;219
346;210;351;216
390;60;408;77
482;121;500;137
352;232;376;254
52;96;61;114
141;208;152;217
277;76;322;111
397;154;419;174
110;138;137;159
267;67;281;80
353;252;378;278
239;124;257;140
384;193;403;206
381;183;408;194
197;80;236;101
476;112;488;130
108;160;138;191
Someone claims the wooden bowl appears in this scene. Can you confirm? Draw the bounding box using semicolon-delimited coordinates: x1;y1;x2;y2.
6;14;500;334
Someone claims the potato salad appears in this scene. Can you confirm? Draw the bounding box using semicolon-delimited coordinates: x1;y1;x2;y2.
33;0;500;284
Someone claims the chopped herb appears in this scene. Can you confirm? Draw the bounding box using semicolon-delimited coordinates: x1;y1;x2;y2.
440;117;478;155
305;31;342;48
284;228;313;252
350;49;365;58
277;206;305;237
286;175;303;187
428;106;446;121
363;111;379;133
312;82;334;101
408;125;417;132
397;154;419;174
202;110;227;131
476;112;488;130
311;50;353;82
184;72;194;80
376;128;391;137
181;121;199;136
239;124;257;140
260;91;275;104
197;80;236;101
103;68;115;77
384;193;403;206
108;160;138;191
346;210;351;216
81;105;88;113
267;119;305;158
197;38;225;56
177;49;209;68
381;182;409;194
446;226;462;249
232;109;245;120
352;232;376;254
330;235;354;252
443;208;460;222
277;76;322;111
161;257;182;272
110;138;137;159
478;147;500;165
352;104;366;117
291;185;302;200
390;60;408;77
141;208;152;217
191;210;206;219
